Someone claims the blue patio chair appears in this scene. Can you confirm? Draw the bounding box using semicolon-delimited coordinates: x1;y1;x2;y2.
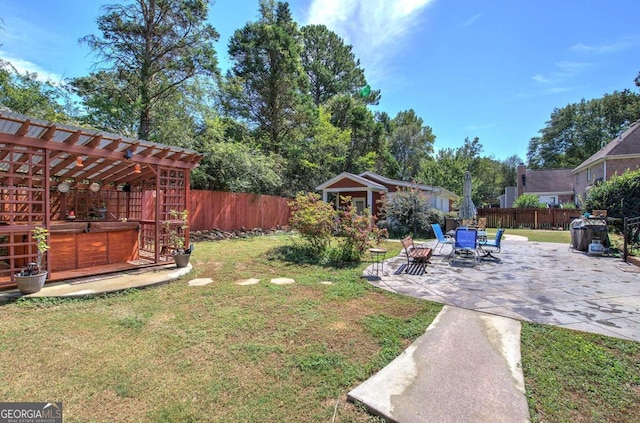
478;228;505;259
431;223;454;253
448;227;479;263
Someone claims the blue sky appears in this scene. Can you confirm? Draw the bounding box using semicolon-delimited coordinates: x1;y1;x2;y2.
2;0;640;161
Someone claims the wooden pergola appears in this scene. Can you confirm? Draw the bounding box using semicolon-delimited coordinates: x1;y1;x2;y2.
0;110;203;289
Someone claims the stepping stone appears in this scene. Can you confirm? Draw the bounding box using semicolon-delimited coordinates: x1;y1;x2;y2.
236;278;260;286
188;278;213;286
319;281;333;285
270;277;295;285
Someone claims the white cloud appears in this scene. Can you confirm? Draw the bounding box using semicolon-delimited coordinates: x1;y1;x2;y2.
462;13;482;27
0;51;64;84
532;74;549;84
571;40;632;54
306;0;435;82
531;61;590;94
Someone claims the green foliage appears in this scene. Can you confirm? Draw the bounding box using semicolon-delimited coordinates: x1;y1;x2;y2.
585;169;640;229
78;0;219;140
378;186;433;237
389;109;435;181
513;193;546;209
281;106;350;195
191;140;283;194
333;197;388;262
300;24;372;105
287;193;388;263
0;60;71;121
527;90;640;169
164;210;189;252
32;227;50;273
225;0;306;155
288;192;335;253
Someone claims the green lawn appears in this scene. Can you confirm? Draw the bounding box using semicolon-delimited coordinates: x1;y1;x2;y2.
1;235;638;422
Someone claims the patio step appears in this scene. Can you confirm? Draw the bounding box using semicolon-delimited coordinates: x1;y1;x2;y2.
348;306;530;423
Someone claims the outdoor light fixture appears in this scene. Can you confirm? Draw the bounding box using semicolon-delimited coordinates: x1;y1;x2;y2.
124;149;134;160
76;156;84;167
134;163;141;174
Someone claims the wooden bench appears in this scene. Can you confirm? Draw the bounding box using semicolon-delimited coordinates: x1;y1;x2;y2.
401;236;433;272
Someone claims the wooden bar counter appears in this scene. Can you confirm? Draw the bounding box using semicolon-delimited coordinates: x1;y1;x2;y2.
49;221;140;272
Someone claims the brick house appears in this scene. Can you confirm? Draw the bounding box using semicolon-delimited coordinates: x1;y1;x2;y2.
572;120;640;203
516;166;575;206
509;119;640;207
315;171;459;216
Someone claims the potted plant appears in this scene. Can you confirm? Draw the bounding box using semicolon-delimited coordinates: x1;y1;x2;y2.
164;209;193;268
15;226;50;294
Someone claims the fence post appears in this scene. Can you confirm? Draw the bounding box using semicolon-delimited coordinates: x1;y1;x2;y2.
624;217;628;263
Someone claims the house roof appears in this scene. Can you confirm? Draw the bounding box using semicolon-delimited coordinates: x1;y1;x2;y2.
573;119;640;173
315;172;388;191
524;168;574;194
358;171;460;200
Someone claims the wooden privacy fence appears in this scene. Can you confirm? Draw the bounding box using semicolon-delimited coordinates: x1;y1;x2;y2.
477;208;581;230
189;190;291;232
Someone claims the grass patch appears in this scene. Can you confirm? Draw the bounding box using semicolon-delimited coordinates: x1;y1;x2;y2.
2;235;638;421
521;323;640;422
0;236;438;422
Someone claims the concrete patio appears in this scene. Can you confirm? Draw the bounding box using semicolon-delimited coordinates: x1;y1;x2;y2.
364;236;640;342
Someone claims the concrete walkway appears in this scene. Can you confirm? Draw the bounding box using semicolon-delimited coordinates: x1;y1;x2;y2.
348;236;640;422
0;264;192;303
348;306;529;423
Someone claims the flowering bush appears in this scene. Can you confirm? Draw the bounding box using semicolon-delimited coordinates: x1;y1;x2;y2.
334;196;388;262
288;193;388;262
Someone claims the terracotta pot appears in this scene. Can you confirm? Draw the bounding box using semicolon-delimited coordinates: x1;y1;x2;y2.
174;253;191;268
15;271;48;294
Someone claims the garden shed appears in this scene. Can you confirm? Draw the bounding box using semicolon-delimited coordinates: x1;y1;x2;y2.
0;110;203;289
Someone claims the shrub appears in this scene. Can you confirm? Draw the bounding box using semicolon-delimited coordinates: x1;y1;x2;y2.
288;192;335;253
513;193;545;208
378;187;432;237
585;169;640;231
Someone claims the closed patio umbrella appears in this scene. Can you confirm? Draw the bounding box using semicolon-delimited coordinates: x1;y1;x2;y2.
458;171;477;221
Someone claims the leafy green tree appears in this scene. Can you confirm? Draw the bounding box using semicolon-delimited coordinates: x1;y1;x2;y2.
513;193;545;208
191;116;283;194
225;0;307;155
0;60;71;122
527;90;640;169
501;154;522;187
282;106;350;195
389;109;435;181
300;24;378;106
325;94;393;175
78;0;219;141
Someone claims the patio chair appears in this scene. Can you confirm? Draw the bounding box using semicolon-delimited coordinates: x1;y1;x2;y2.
401;236;433;273
477;217;487;230
448;227;480;263
431;223;454;253
478;228;505;259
